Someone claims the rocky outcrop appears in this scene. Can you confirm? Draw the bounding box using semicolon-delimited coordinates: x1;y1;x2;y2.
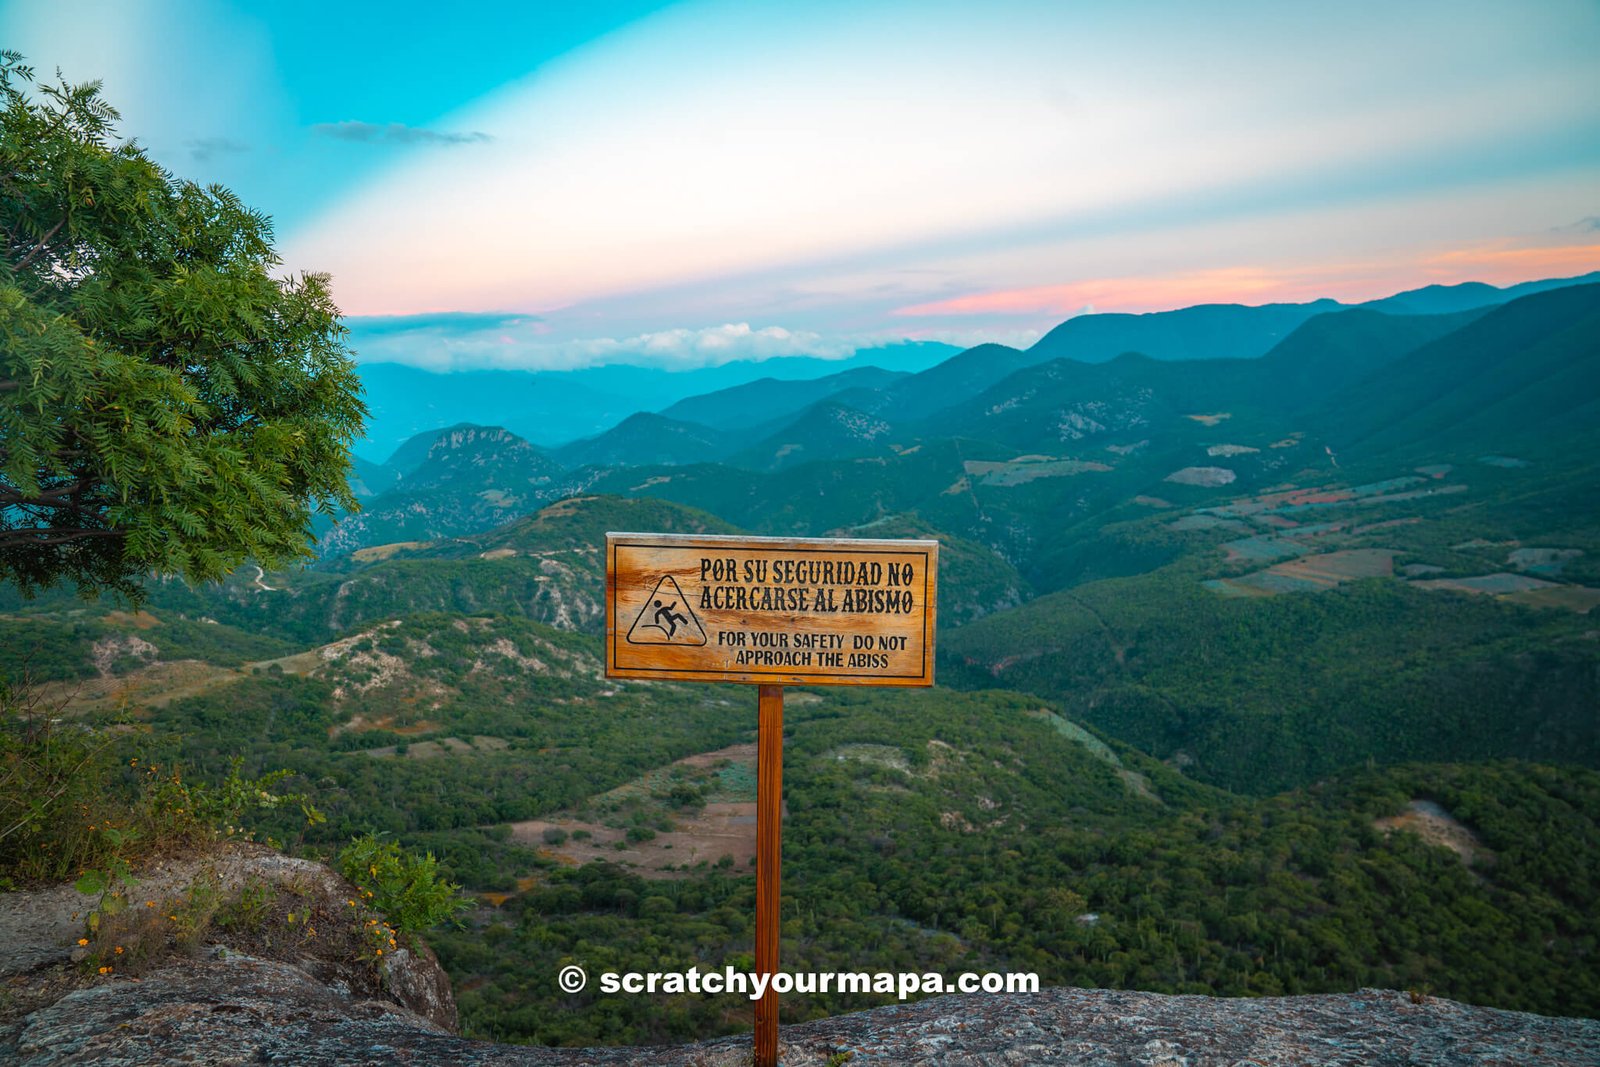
0;842;455;1042
6;961;1599;1065
4;846;1598;1065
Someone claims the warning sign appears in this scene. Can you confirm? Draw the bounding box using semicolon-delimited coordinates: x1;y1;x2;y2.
605;532;937;686
625;575;707;645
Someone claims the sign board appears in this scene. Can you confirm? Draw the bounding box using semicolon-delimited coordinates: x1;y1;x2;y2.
605;532;937;686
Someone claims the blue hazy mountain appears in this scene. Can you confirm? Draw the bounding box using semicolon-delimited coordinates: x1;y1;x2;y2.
656;365;909;430
1022;271;1600;365
352;342;958;461
352;272;1599;471
1360;271;1600;316
550;412;730;468
1026;299;1343;364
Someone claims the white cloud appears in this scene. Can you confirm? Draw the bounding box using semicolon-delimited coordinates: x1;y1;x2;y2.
349;318;861;372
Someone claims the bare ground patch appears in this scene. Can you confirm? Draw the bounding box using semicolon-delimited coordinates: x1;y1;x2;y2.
349;541;430;563
1374;799;1492;867
1502;585;1600;613
39;660;240;715
506;802;770;880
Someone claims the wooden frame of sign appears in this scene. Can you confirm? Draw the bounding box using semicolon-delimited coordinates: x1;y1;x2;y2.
605;532;938;1065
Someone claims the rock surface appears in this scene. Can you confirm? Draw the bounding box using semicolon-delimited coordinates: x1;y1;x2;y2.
0;842;455;1037
5;955;1599;1066
4;847;1598;1065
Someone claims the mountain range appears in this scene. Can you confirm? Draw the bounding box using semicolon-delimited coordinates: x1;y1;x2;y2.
330;275;1599;577
350;271;1599;464
5;269;1599;1045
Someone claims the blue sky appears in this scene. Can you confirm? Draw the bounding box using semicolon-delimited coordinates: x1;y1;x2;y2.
5;0;1598;371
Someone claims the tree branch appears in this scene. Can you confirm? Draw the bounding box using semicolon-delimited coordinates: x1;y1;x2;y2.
0;526;121;548
12;216;65;272
0;478;93;503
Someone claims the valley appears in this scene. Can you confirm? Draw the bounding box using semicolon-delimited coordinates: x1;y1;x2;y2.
3;276;1597;1046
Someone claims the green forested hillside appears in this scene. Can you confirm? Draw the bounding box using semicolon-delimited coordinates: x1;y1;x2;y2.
658;365;909;430
0;496;743;644
1319;283;1600;458
53;627;1598;1041
552;413;731;469
944;575;1598;793
6;275;1598;1049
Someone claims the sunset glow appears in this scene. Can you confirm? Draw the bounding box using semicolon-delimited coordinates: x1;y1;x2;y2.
3;0;1596;367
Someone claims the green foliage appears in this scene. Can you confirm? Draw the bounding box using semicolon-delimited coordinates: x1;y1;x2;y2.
163;756;325;839
338;832;467;934
0;53;365;600
0;672;321;895
0;677;117;885
216;875;275;933
945;571;1600;794
432;695;1600;1043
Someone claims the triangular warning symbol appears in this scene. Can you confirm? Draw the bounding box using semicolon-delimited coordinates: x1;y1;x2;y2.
626;575;707;645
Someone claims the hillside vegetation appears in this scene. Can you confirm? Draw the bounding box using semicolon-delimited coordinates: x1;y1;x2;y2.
4;276;1598;1046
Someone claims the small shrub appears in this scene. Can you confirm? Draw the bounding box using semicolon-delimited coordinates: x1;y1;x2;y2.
169;869;223;952
337;832;468;934
666;783;706;810
0;679;117;886
542;827;569;846
216;876;275;933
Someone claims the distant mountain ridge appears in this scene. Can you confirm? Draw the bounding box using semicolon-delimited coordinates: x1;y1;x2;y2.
352;341;958;460
350;272;1597;464
551;412;728;469
656;365;908;430
326;280;1600;571
1025;299;1343;364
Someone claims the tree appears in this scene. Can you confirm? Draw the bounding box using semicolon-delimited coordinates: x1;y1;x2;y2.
0;53;365;599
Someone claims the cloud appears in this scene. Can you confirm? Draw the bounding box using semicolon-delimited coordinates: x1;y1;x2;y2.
1555;215;1600;233
345;316;860;372
284;0;1600;320
1422;241;1600;278
893;325;1047;351
186;136;250;162
311;121;492;146
895;269;1297;319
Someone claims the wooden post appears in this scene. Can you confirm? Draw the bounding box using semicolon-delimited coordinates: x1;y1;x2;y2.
754;683;784;1067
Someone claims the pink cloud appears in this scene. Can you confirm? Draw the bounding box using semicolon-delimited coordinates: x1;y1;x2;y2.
1419;241;1600;282
893;243;1600;320
893;268;1302;318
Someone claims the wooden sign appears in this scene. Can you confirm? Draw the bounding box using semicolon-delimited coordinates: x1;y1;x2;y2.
605;532;937;687
603;530;937;1067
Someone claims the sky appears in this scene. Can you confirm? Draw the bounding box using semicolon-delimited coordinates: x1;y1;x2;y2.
4;0;1599;372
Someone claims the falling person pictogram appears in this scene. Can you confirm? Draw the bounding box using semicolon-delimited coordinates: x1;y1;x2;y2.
625;575;707;645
